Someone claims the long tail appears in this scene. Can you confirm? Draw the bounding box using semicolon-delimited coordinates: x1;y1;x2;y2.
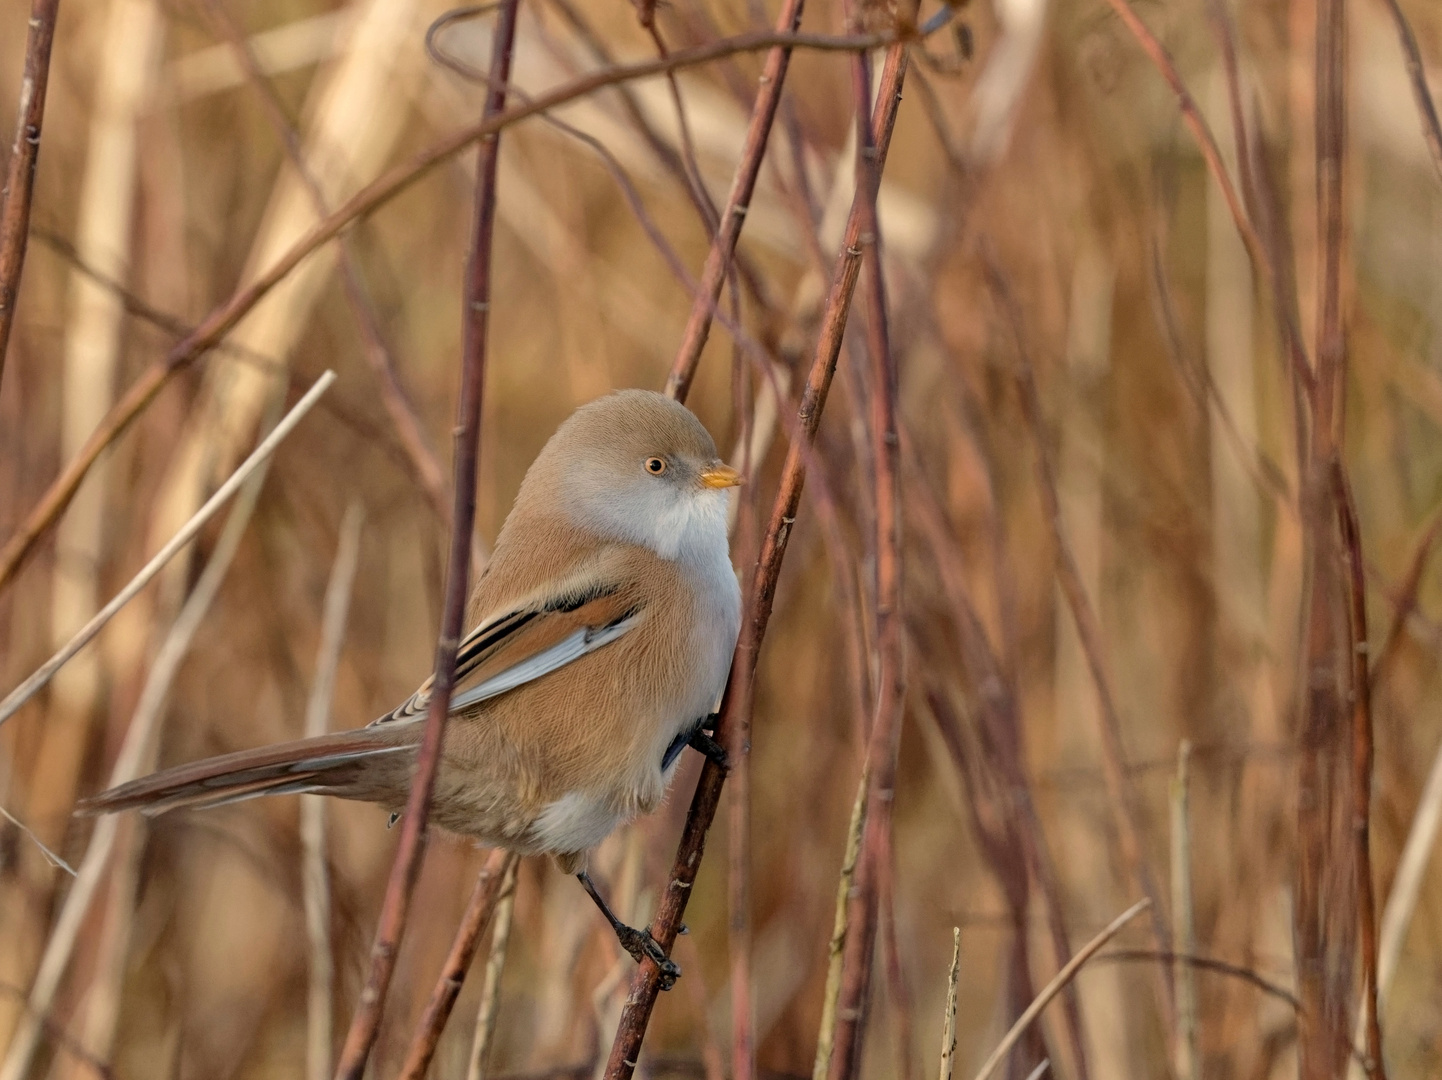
76;728;419;817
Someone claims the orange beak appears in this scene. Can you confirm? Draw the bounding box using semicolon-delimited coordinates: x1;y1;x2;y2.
699;464;743;489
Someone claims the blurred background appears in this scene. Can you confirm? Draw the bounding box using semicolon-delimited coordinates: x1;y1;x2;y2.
2;0;1442;1076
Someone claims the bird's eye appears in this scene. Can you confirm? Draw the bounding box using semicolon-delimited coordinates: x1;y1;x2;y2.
645;457;667;475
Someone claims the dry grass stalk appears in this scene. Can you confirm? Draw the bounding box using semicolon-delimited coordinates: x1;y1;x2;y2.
0;804;71;874
1170;742;1198;1080
35;0;162;848
466;857;520;1080
332;1;520;1072
1373;711;1442;1014
937;929;960;1080
1293;0;1369;1073
662;0;805;400
0;398;281;1080
812;763;871;1080
906;447;1087;1080
1100;0;1311;391
0;371;335;728
987;260;1174;1027
147;0;427;607
1337;466;1384;1079
0;20;929;596
198;0;451;531
0;0;60;385
1377;0;1442;186
826;39;908;1080
601;40;913;1080
300;503;366;1080
396;848;519;1080
970;900;1152;1080
728;426;759;1080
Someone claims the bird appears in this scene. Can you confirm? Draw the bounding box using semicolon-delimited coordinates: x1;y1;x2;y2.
78;389;744;985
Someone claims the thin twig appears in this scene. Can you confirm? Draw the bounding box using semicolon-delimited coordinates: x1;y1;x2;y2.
540;0;721;238
1336;463;1384;1078
198;0;453;529
1170;742;1199;1080
664;0;807;401
1377;0;1442;187
937;929;960;1080
812;764;871;1080
0;405;280;1080
397;849;518;1080
602;44;915;1080
466;857;520;1080
1374;714;1442;1012
1099;0;1313;394
0;18;952;595
1095;951;1299;1010
969;900;1151;1080
643;23;720;237
0;805;74;875
906;444;1089;1080
0;371;335;728
0;0;61;386
1369;504;1442;689
827;39;908;1080
331;0;519;1072
302;503;365;1080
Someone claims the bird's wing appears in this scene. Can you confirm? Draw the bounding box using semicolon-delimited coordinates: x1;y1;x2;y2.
371;578;641;726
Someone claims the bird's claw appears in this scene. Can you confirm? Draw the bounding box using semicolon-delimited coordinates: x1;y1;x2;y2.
616;924;680;990
688;729;729;771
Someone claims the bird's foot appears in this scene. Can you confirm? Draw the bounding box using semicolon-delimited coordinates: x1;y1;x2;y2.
688;729;729;771
614;923;680;990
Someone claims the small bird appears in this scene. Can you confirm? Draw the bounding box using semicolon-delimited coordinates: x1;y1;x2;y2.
79;389;743;984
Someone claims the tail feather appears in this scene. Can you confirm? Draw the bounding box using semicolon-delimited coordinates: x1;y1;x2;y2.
76;730;417;817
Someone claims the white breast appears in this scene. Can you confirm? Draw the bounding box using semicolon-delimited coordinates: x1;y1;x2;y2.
531;791;625;855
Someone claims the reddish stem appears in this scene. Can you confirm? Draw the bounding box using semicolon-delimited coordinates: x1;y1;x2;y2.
331;3;520;1076
825;41;907;1080
0;0;61;388
664;0;807;402
396;849;517;1080
600;43;912;1080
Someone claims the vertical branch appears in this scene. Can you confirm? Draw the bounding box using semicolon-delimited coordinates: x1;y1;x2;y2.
465;857;520;1080
0;0;60;385
602;44;912;1080
1336;465;1383;1079
938;929;960;1080
1170;742;1198;1080
396;849;518;1080
331;2;521;1074
906;438;1089;1080
302;504;366;1080
826;39;908;1080
1296;0;1358;1073
1377;0;1442;187
728;347;760;1080
664;0;806;401
813;764;871;1080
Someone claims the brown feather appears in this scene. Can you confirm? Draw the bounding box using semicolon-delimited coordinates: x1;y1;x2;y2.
75;728;418;817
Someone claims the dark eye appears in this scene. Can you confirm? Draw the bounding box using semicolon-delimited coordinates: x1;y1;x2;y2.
645;457;667;475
